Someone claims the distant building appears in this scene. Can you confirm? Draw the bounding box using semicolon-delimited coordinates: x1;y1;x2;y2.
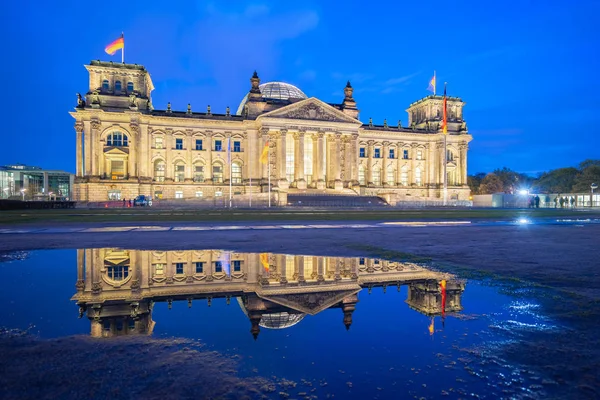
0;164;74;200
70;60;473;204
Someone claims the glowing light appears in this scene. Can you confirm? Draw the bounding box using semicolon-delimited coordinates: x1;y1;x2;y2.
518;189;529;195
517;218;530;225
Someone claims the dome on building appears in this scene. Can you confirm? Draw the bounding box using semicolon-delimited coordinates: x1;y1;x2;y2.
236;82;307;115
237;297;306;329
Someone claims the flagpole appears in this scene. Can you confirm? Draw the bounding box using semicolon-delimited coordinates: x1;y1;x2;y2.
268;155;271;208
249;176;252;208
443;82;448;206
229;138;232;209
433;70;436;96
121;32;124;63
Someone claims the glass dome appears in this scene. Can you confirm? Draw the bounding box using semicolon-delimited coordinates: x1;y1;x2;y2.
237;297;306;329
236;82;307;115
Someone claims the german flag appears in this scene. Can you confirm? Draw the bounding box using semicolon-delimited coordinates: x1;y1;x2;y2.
259;140;269;164
260;253;269;272
105;34;124;56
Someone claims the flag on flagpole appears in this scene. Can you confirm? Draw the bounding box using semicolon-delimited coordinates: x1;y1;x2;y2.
440;280;447;317
105;34;124;56
427;74;436;94
428;317;435;336
259;140;269;164
442;83;448;134
260;253;269;272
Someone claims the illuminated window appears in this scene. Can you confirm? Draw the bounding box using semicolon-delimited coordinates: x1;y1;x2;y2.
401;166;408;186
174;163;185;182
387;169;395;185
195;191;203;197
175;263;184;274
231;162;242;184
372;166;381;185
155;136;163;149
304;138;313;183
175;191;183;199
358;165;366;185
417;150;423;160
212;164;223;183
111;160;125;180
286;135;294;183
154;161;165;182
154;264;165;275
415;167;422;186
194;165;204;182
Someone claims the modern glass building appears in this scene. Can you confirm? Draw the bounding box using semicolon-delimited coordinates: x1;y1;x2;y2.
0;164;74;200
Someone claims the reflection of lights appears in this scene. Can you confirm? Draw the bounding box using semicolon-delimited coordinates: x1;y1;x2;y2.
517;218;530;224
518;189;529;195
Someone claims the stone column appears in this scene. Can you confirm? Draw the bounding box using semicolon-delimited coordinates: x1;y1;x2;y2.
459;142;468;185
83;121;92;176
76;249;85;292
278;129;288;188
128;123;138;178
90;120;102;176
351;134;359;185
333;133;342;190
298;256;305;283
317;256;324;282
294;132;306;189
185;129;193;181
315;132;325;189
261;129;269;184
311;133;319;188
140;125;149;179
410;144;417;186
224;133;232;184
75;122;84;177
367;141;374;185
382;141;389;186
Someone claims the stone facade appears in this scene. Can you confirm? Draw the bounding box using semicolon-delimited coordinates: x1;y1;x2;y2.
71;61;473;204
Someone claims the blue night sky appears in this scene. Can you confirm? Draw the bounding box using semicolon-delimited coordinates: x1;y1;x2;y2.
1;0;598;175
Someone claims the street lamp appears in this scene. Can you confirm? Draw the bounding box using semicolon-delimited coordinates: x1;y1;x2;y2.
592;183;598;207
20;188;26;201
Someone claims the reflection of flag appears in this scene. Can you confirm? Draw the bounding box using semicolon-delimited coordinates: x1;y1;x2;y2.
259;140;269;164
260;253;269;271
427;75;436;93
440;280;447;317
442;84;448;134
428;317;434;335
105;34;124;55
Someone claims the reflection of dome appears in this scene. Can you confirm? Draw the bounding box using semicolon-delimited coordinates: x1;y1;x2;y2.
236;82;308;115
237;297;306;329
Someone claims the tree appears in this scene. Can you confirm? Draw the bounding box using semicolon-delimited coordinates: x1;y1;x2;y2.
478;173;504;194
535;168;579;193
572;164;600;192
467;172;486;195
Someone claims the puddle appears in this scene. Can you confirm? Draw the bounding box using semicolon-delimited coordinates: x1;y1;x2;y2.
0;249;568;399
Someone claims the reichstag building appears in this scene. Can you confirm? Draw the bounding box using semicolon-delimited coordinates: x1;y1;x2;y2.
71;61;472;204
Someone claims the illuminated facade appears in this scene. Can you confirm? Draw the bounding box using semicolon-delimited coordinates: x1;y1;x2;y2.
72;249;465;338
0;163;74;200
71;61;472;204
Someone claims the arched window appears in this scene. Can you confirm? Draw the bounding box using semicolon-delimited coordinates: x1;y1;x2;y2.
415;167;422;186
107;265;129;281
193;163;204;182
231;162;242;184
102;79;109;91
106;132;128;147
400;166;408;186
358;165;366;185
115;81;122;92
212;163;223;183
174;162;185;182
372;166;381;186
154;160;165;182
127;82;134;92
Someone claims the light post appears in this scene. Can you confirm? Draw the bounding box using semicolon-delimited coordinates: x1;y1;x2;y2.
20;188;26;201
591;183;598;207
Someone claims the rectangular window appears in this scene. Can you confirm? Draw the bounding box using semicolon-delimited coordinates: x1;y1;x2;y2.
387;170;395;184
401;169;408;186
233;260;241;272
359;257;365;265
175;263;184;274
195;191;203;197
195;262;204;273
374;259;380;265
155;137;164;149
233;141;241;152
175;191;183;199
213;165;223;183
215;261;222;273
403;149;409;159
417;150;423;160
374;148;381;158
174;165;185;182
175;138;183;150
195;139;203;151
111;160;124;180
389;149;395;159
215;140;222;151
215;191;223;197
359;147;366;158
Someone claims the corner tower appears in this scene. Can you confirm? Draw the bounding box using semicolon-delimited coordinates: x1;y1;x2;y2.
406;95;467;133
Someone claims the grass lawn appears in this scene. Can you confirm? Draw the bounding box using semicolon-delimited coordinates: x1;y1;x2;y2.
0;207;597;225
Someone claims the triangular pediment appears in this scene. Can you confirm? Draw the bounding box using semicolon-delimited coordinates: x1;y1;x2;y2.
104;146;129;155
258;97;361;125
259;288;360;315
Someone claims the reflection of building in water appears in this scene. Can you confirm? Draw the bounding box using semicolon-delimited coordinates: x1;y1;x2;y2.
73;249;465;338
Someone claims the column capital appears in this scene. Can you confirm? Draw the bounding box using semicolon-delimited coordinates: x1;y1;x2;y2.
74;121;84;133
279;128;288;135
260;127;270;136
293;131;304;140
382;141;390;147
129;123;140;135
90;119;102;131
